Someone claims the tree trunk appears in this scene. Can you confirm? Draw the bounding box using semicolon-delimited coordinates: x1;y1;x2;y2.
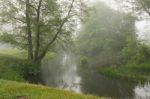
34;0;42;61
26;0;33;62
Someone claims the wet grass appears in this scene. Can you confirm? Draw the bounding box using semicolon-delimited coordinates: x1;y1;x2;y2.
0;79;108;99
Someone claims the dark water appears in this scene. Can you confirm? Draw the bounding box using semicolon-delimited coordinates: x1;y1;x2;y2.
80;69;135;99
41;53;150;99
79;69;149;99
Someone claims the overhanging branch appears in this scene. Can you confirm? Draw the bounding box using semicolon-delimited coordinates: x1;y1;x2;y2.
38;0;75;59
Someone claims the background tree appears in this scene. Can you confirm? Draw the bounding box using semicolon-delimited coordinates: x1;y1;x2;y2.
117;0;150;17
77;2;137;68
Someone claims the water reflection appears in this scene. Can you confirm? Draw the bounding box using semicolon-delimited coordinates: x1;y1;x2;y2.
58;53;81;93
79;68;135;99
41;52;150;99
134;82;150;99
41;52;81;93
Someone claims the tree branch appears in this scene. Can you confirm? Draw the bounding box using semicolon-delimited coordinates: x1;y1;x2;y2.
18;0;37;11
12;17;26;23
138;0;150;16
38;0;75;60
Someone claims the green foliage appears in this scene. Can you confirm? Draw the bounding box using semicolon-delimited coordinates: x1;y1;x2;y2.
133;0;150;13
22;63;40;76
99;43;150;82
98;66;148;83
0;0;85;54
77;2;136;68
0;53;25;82
0;33;17;45
135;44;150;62
119;0;150;17
80;56;88;65
122;37;137;61
0;48;58;83
0;70;23;82
0;80;105;99
77;2;150;83
126;62;150;74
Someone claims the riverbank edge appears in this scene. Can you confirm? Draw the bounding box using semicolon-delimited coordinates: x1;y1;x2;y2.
98;67;150;83
0;79;108;99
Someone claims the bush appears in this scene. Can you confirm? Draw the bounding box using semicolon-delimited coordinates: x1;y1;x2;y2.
80;56;88;65
0;69;24;81
0;55;25;82
21;63;41;83
126;62;150;74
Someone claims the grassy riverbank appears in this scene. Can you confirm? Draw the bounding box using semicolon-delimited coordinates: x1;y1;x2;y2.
0;48;56;82
98;62;150;83
0;48;26;81
0;49;108;99
0;79;107;99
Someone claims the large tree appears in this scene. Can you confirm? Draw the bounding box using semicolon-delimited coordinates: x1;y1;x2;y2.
0;0;86;64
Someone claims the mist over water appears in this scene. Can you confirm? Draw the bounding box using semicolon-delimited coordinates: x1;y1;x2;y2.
41;51;81;93
58;52;81;93
41;50;150;99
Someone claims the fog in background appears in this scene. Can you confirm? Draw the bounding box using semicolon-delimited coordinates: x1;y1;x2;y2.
87;0;150;43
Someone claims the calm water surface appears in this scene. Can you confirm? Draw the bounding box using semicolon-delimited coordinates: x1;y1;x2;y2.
41;52;150;99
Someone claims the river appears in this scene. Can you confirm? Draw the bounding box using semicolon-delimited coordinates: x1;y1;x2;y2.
41;52;150;99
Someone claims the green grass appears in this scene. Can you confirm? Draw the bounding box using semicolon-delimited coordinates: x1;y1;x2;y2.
0;48;56;60
0;79;107;99
0;48;27;59
0;48;26;81
0;48;57;81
